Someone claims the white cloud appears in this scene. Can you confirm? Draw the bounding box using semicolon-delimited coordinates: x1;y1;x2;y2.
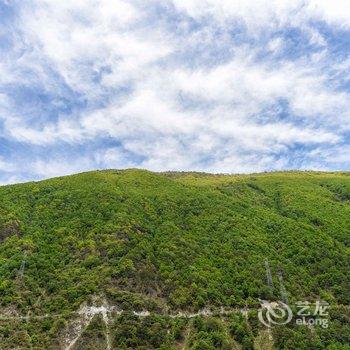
171;0;350;30
18;0;172;98
32;157;94;178
94;147;137;168
170;0;303;29
306;0;350;28
1;0;350;179
0;157;16;173
5;116;85;145
308;145;350;165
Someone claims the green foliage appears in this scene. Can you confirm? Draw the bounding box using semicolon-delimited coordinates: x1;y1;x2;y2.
229;314;254;349
0;169;349;348
110;313;187;349
187;317;233;350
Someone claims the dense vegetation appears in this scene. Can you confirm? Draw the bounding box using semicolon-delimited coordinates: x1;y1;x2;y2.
0;169;349;349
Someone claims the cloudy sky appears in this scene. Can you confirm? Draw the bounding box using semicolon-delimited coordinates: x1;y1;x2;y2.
1;0;350;183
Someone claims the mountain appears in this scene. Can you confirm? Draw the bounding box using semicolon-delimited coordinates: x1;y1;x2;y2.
0;169;349;349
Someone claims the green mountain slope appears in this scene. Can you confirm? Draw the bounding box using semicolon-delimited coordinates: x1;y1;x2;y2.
0;170;349;349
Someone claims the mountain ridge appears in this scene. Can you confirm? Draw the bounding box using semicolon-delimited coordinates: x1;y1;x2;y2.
0;169;349;349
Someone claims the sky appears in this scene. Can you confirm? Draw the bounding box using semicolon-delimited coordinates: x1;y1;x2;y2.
1;0;350;184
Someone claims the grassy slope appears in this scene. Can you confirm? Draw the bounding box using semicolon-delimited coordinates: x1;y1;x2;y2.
0;169;349;349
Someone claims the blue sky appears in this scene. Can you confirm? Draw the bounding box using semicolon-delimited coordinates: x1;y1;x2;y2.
1;0;350;183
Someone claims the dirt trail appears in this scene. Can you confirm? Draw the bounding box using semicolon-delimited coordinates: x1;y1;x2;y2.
0;302;249;350
60;304;247;350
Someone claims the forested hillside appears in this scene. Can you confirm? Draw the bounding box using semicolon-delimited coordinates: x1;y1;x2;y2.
0;170;349;349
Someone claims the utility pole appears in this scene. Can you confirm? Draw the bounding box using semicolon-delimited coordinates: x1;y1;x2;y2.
17;249;28;281
18;260;26;279
264;259;274;290
278;271;288;305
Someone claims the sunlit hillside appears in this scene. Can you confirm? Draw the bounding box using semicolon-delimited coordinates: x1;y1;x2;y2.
0;170;349;349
